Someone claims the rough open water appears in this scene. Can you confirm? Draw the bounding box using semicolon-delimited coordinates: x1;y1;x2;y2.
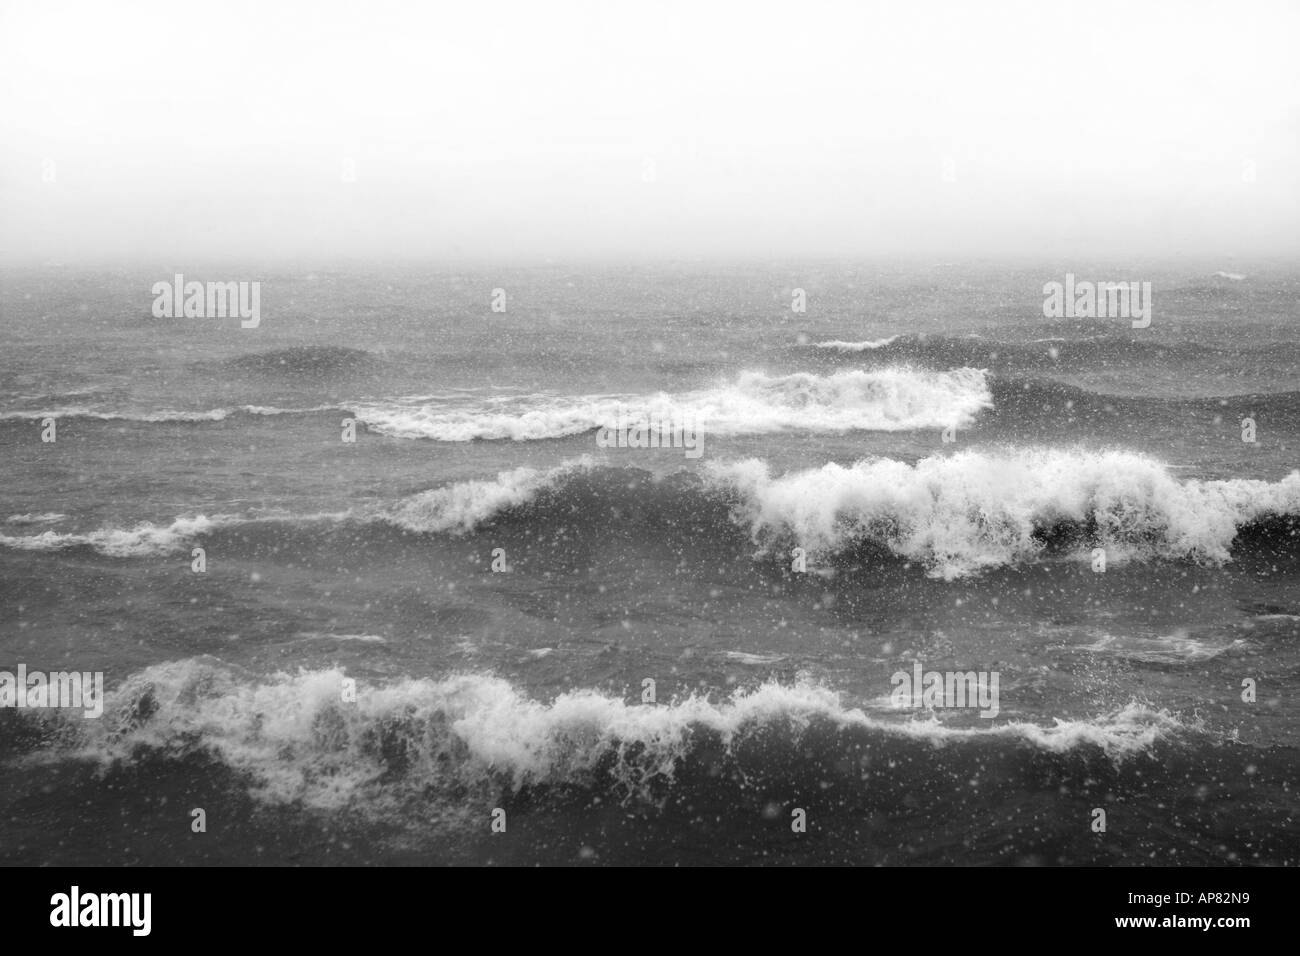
1;260;1296;866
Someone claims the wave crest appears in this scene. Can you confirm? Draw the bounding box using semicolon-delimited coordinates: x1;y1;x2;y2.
709;449;1300;578
8;450;1295;575
383;458;596;534
351;367;992;441
34;662;1188;811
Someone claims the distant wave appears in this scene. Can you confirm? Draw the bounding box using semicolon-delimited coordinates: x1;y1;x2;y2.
0;368;989;436
0;404;340;423
983;376;1300;429
9;374;1294;432
219;345;380;375
24;662;1188;811
4;512;66;525
797;332;1300;374
0;407;234;423
350;368;993;441
0;511;346;557
813;336;900;351
0;514;231;556
1213;271;1247;281
294;632;388;644
1071;630;1247;665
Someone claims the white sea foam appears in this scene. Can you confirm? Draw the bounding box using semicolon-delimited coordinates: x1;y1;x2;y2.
294;632;388;644
723;651;787;665
0;406;231;422
0;511;349;557
0;369;987;440
813;336;901;351
708;449;1300;579
239;404;339;416
4;512;67;524
382;458;596;534
0;515;230;556
1074;631;1245;663
53;663;1186;810
0;404;338;423
348;367;991;441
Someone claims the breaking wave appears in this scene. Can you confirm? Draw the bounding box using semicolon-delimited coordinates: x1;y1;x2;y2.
348;368;993;440
6;450;1295;578
12;661;1191;813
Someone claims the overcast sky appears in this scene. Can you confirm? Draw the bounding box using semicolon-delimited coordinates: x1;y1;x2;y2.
1;0;1297;261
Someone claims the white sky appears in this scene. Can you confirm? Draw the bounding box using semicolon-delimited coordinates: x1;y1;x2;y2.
1;0;1297;260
